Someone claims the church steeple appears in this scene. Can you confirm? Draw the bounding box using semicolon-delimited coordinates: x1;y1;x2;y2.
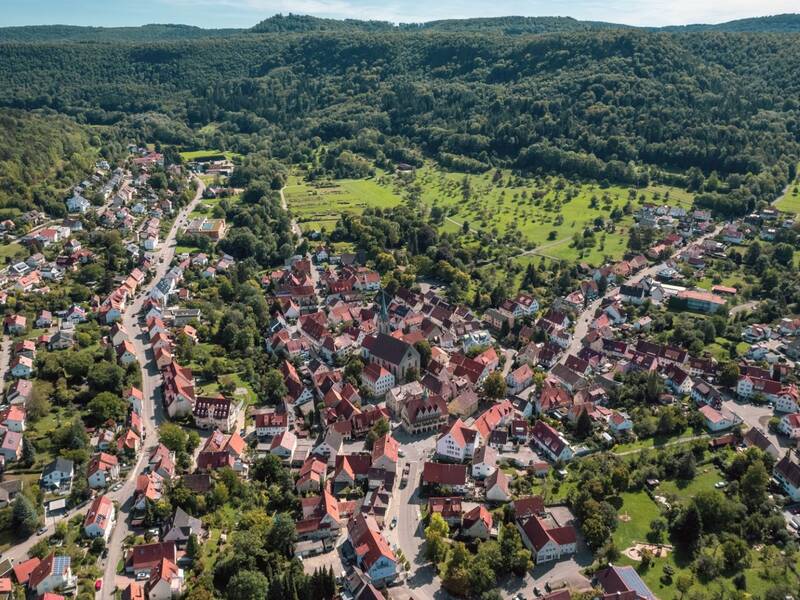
378;290;390;335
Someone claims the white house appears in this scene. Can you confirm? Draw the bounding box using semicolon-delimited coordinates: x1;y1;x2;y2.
361;362;395;398
518;516;577;564
530;421;574;462
83;495;115;541
485;468;511;503
29;554;77;595
774;455;800;502
254;412;288;438
87;453;120;489
698;404;741;432
145;558;184;600
41;458;74;492
436;419;480;462
270;430;297;460
778;413;800;439
608;411;634;436
471;444;497;479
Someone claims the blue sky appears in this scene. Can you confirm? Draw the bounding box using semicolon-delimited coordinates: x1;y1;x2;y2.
1;0;798;28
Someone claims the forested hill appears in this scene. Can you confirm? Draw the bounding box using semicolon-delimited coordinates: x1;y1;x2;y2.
1;26;799;215
5;13;800;42
0;23;241;43
659;13;800;33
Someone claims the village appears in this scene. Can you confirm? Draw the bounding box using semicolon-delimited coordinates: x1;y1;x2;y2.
0;146;796;600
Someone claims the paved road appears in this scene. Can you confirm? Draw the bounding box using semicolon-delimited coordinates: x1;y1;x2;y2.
279;187;303;238
99;175;205;599
560;225;723;362
0;335;10;384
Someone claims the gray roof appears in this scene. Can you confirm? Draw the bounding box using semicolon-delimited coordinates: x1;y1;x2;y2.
43;457;74;476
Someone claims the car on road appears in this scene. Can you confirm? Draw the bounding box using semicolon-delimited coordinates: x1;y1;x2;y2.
37;527;47;536
398;449;405;458
95;579;103;591
136;572;149;581
390;517;397;529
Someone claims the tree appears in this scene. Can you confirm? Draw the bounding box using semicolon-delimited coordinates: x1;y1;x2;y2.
87;391;127;423
228;570;269;600
722;536;751;571
441;542;472;597
261;368;288;405
575;408;593;439
365;418;390;450
424;513;450;563
677;452;696;480
21;437;35;467
719;362;740;387
675;574;693;599
499;523;532;575
414;340;432;369
87;361;125;393
11;494;39;537
158;423;188;453
26;381;52;421
483;371;507;400
740;461;769;510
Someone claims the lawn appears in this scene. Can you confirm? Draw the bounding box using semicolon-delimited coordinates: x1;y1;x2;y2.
0;242;24;261
180;149;241;162
656;465;724;503
613;491;662;549
414;164;695;265
284;172;404;233
775;170;800;214
612;428;700;454
200;528;223;571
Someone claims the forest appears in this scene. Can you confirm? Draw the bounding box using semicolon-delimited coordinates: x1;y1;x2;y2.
1;20;800;216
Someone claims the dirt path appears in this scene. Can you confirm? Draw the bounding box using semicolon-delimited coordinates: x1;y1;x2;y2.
280;187;303;238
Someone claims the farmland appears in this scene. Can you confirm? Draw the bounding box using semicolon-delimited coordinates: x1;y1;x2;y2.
283;172;404;233
414;165;695;264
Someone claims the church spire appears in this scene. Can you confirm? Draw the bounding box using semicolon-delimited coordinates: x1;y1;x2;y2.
378;290;390;335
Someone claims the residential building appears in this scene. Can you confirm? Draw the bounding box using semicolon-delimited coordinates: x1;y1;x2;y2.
83;495;115;541
436;418;480;462
517;515;577;563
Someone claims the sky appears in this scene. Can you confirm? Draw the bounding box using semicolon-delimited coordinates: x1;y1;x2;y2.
1;0;798;29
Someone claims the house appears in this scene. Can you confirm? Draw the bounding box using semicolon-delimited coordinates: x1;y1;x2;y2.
87;452;120;488
698;404;741;432
462;505;492;540
163;507;204;548
126;387;143;415
297;490;341;540
531;421;573;462
83;495;115;541
7;379;33;405
12;557;41;586
9;356;33;378
192;395;240;433
0;430;22;462
371;434;399;473
122;582;145;600
196;429;246;473
471;444;497;479
691;380;722;408
36;310;53;328
401;392;448;434
28;554;76;595
427;497;463;526
361;363;395;398
773;455;800;501
40;458;74;492
270;430;298;460
518;515;577;563
254;412;288;439
513;496;545;521
421;462;468;493
506;363;534;395
313;430;344;467
676;289;726;314
347;513;397;587
436;418;480;462
145;558;184;600
296;457;328;494
608;411;634;436
778;413;800;439
1;405;26;433
595;565;656;600
334;454;372;488
485;468;511;503
127;542;177;577
0;479;23;508
743;427;779;459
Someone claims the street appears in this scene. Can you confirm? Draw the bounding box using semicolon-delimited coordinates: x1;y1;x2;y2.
99;175;206;598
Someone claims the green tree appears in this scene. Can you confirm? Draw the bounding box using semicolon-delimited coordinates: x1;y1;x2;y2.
499;523;532;576
740;461;769;510
424;512;450;563
483;371;507;400
414;340;432;369
228;570;269;600
87;391;127;423
158;423;188;453
11;494;39;537
575;408;593;439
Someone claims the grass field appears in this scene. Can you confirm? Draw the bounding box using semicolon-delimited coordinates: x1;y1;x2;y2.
180;149;241;162
284;173;404;233
656;465;724;503
613;491;662;549
0;242;24;261
775;168;800;214
414;165;695;265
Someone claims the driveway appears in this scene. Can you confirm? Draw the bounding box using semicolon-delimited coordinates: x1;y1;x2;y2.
721;397;789;449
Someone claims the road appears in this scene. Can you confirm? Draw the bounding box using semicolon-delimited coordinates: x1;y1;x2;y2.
560;224;723;362
279;187;303;238
0;335;10;384
99;175;205;598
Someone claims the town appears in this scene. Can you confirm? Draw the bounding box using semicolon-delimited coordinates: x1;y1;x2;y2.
0;137;797;600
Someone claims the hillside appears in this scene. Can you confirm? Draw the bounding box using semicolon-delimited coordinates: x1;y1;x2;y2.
0;23;241;43
0;26;797;215
659;13;800;33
